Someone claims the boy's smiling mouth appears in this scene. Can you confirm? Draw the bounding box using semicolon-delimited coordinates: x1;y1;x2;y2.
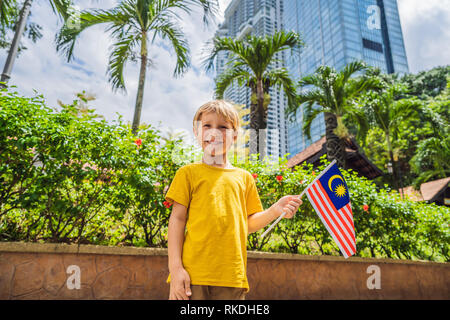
204;139;223;146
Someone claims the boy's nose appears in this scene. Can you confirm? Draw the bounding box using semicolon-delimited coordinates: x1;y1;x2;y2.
205;134;223;142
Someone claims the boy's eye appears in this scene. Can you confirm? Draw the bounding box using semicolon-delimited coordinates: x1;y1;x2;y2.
203;124;228;129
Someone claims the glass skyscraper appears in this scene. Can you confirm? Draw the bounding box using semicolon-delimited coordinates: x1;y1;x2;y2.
284;0;409;157
215;0;288;161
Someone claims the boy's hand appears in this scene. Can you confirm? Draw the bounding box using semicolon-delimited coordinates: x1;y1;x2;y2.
271;195;303;219
169;266;192;300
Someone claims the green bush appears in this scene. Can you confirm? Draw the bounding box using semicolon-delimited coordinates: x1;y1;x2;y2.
0;88;186;246
1;89;448;262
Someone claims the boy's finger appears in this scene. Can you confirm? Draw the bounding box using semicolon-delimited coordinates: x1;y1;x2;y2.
285;210;295;218
178;289;188;300
286;204;296;211
184;279;192;297
177;292;186;300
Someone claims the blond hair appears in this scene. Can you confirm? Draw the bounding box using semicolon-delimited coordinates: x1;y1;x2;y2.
193;100;240;133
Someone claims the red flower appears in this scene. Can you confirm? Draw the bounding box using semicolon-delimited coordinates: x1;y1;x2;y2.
363;204;369;212
276;175;283;182
252;173;258;179
163;201;172;208
312;171;316;176
135;138;142;146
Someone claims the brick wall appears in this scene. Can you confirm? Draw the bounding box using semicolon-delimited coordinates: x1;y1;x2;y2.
0;243;448;299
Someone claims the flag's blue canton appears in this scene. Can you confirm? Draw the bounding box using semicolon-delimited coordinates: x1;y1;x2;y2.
318;163;350;210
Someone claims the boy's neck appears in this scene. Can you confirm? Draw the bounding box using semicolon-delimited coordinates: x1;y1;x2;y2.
202;153;234;169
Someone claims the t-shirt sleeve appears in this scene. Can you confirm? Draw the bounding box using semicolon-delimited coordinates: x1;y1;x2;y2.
246;172;264;216
165;166;191;208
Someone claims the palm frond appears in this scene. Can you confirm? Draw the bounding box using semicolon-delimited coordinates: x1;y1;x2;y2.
203;30;302;77
184;0;218;26
152;18;190;77
107;34;140;92
245;31;302;77
0;0;14;27
302;102;324;140
263;67;298;115
201;36;247;73
55;8;129;62
48;0;75;21
344;104;369;142
340;60;367;84
214;67;252;98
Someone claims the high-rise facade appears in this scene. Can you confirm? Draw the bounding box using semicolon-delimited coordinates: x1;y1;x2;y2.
284;0;409;156
215;0;288;161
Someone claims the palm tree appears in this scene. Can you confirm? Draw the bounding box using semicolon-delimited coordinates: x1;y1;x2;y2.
0;0;73;85
410;81;450;187
286;61;379;168
202;30;303;161
363;83;422;190
55;0;217;135
410;137;450;188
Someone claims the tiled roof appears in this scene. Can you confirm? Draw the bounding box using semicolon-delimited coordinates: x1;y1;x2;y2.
287;136;326;168
400;177;450;202
286;136;382;179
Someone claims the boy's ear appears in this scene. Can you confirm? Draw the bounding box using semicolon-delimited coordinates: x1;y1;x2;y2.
193;122;201;138
193;125;204;146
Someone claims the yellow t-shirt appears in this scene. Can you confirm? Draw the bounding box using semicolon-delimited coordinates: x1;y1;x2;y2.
165;162;264;292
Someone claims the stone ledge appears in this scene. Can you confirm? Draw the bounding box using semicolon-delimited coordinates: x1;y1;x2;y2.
1;242;448;268
0;242;167;257
247;250;449;266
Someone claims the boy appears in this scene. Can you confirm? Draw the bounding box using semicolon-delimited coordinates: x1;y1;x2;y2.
165;100;303;300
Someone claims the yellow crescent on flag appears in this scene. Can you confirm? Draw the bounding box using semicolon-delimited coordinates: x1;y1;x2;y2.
328;175;344;191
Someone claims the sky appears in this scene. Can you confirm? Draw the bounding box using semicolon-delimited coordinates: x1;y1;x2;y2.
1;0;449;141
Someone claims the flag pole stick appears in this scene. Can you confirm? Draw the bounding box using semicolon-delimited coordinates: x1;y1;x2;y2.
260;160;337;238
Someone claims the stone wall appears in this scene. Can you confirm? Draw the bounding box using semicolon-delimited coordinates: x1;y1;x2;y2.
0;242;448;299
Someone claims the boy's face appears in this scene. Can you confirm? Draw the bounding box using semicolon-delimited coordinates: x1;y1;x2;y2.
194;111;237;159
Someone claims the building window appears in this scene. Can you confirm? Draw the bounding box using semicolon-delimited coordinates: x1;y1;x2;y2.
362;38;383;53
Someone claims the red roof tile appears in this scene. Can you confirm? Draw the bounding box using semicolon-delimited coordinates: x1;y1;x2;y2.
400;177;450;202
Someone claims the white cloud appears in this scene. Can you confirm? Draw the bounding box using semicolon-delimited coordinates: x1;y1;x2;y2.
397;0;450;73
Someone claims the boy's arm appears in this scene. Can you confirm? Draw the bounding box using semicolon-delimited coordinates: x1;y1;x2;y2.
167;201;192;300
168;201;186;271
248;195;302;234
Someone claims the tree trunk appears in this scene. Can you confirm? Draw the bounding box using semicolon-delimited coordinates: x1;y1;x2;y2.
385;132;399;192
132;34;148;135
249;90;259;160
248;79;269;161
0;0;33;87
324;112;346;168
256;78;266;161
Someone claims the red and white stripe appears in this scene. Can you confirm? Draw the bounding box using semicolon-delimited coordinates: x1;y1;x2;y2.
306;180;356;258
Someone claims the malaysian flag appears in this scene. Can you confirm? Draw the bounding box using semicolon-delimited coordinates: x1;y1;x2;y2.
305;160;356;258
